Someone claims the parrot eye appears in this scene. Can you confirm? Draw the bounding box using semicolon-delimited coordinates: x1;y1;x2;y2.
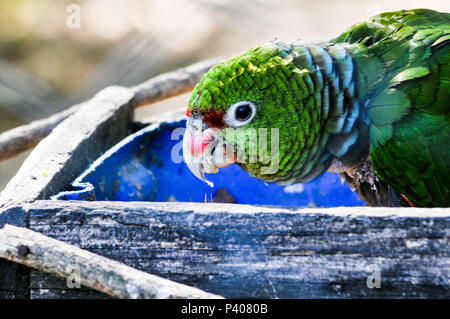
236;105;252;121
225;101;256;127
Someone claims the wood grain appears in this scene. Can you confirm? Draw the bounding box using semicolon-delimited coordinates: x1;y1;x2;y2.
0;225;223;299
22;200;450;298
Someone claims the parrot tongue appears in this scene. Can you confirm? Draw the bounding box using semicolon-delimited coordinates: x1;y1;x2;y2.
182;125;236;187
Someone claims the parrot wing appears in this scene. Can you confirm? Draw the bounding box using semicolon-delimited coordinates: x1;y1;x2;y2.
336;9;450;206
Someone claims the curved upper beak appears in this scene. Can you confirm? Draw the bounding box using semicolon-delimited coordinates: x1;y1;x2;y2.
182;117;236;187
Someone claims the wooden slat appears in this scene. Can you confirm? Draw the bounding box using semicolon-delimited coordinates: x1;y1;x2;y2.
0;85;135;298
0;225;222;299
24;200;450;298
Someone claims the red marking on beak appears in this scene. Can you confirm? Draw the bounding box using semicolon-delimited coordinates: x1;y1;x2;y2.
186;109;192;117
186;129;215;156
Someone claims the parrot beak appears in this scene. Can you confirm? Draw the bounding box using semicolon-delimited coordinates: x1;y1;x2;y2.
183;117;236;187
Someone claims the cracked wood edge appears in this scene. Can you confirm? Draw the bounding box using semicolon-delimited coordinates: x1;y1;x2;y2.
0;225;223;299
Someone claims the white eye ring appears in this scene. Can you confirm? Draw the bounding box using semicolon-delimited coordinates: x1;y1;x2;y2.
224;101;257;127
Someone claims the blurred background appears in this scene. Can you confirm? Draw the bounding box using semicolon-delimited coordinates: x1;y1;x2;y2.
0;0;449;191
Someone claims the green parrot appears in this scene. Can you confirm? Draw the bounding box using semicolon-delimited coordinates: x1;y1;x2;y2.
182;9;449;207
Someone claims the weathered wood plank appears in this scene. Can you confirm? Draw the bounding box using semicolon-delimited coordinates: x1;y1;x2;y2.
0;260;30;299
30;271;111;299
25;200;450;298
0;205;29;298
0;86;134;206
30;287;111;299
0;86;134;298
0;225;223;299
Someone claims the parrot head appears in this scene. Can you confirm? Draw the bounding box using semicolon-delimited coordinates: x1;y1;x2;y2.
182;42;325;186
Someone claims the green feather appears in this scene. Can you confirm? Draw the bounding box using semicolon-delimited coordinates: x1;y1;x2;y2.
368;89;411;125
392;66;430;82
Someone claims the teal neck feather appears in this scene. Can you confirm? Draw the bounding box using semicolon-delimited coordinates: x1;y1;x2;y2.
276;42;369;183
